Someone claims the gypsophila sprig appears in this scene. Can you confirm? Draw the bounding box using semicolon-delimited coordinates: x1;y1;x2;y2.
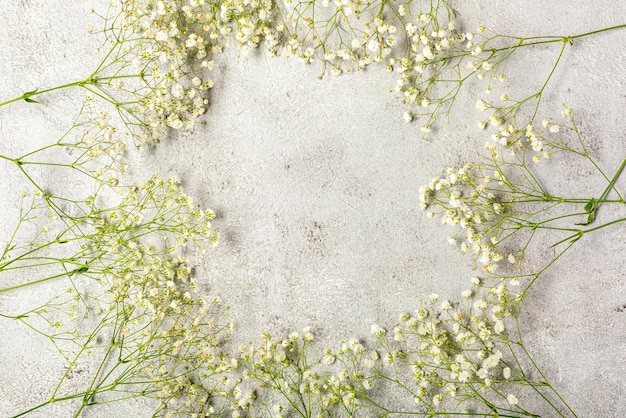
466;24;626;130
421;109;626;295
1;172;235;416
236;328;386;417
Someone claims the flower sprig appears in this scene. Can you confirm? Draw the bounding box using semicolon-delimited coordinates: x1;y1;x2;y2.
235;327;383;417
1;172;234;417
420;109;626;295
466;24;626;130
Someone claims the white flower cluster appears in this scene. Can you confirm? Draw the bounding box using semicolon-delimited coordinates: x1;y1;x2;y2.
276;0;402;70
236;328;380;416
2;172;230;416
106;0;227;140
93;178;232;414
379;288;524;413
390;18;469;116
419;108;583;273
478;104;575;164
92;175;219;252
419;163;511;272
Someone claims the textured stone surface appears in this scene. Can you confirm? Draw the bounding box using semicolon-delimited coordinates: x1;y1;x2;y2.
1;1;625;416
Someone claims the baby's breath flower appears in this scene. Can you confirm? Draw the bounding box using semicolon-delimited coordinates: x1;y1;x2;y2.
371;324;386;337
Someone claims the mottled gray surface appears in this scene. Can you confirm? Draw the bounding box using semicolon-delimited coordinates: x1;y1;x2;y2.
1;0;625;416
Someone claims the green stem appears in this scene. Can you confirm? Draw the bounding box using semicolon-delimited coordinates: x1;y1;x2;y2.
0;266;87;294
0;79;98;108
530;39;568;122
597;157;626;204
523;239;577;295
514;319;578;417
488;23;626;54
571;23;626;40
550;216;626;248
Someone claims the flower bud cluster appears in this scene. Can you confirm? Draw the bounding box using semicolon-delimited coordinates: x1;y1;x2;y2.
419;163;510;272
376;288;525;413
390;18;471;121
236;327;380;416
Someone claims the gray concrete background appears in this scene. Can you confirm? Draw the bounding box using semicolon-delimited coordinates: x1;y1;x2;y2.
1;0;625;416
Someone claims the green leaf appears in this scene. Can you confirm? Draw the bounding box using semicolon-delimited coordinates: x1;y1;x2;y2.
22;89;39;104
576;210;595;226
73;266;89;274
577;198;598;225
